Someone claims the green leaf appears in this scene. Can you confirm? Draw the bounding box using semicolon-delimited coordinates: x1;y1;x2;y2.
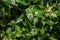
34;10;44;18
33;17;38;25
39;5;44;9
3;0;11;5
30;28;38;36
14;25;21;37
6;28;12;38
25;5;36;13
50;13;57;18
3;0;17;6
16;14;23;23
50;36;57;40
40;27;45;36
46;20;54;26
16;0;29;5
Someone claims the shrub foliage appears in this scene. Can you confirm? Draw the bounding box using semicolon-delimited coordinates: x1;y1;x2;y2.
0;0;60;40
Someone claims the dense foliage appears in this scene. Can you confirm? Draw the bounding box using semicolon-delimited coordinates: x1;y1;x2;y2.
0;0;60;40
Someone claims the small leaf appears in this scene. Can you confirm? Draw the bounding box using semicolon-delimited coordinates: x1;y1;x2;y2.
6;28;12;38
47;20;54;26
13;25;21;37
33;18;38;25
40;27;45;36
16;0;29;5
34;10;44;18
50;13;57;18
50;36;57;40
